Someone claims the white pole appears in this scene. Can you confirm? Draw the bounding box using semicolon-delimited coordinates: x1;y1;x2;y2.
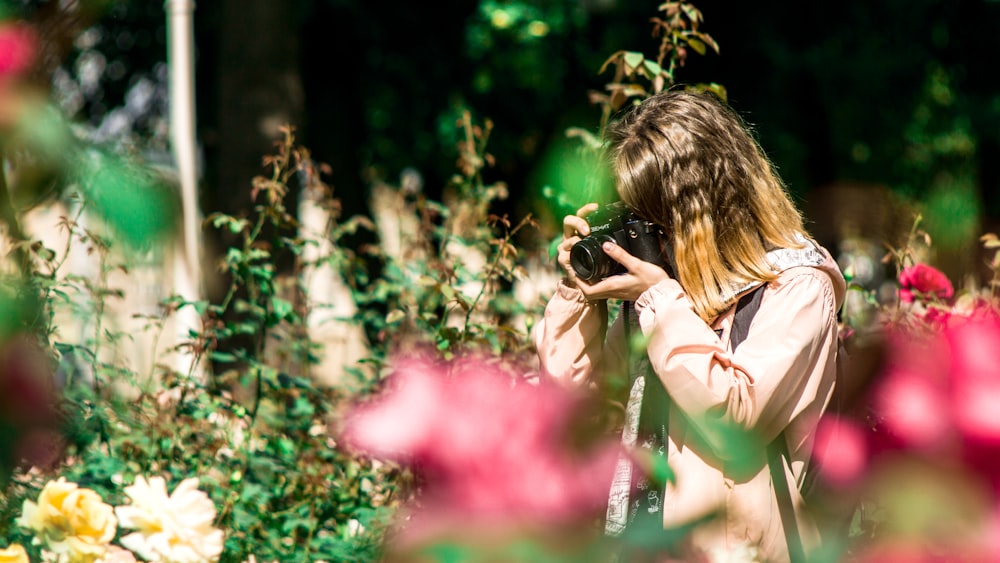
165;0;203;379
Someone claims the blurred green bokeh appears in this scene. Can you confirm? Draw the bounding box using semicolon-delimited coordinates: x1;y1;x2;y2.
535;138;614;219
75;151;180;249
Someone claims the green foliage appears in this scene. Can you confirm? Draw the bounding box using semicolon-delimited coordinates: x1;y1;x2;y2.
0;100;550;559
591;1;722;129
343;110;543;365
0;3;756;561
537;1;723;239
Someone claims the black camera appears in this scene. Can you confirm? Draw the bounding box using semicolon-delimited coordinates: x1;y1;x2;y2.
569;201;674;282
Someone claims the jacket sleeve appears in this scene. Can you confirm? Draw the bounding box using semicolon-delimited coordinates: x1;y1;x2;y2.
635;269;839;457
533;281;628;388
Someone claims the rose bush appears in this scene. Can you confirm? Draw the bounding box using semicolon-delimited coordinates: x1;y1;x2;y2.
12;476;223;563
807;246;1000;561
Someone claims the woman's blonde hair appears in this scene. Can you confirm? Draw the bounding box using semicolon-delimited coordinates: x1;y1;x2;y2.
606;89;806;321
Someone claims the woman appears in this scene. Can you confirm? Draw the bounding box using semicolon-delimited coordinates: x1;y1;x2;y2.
533;89;845;562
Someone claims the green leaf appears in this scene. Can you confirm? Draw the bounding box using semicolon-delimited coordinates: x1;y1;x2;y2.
188;300;210;315
271;297;294;321
210;213;250;234
416;275;439;287
681;3;702;23
440;285;456;302
623;51;645;73
685;37;707;55
642;59;663;77
692;31;720;54
210;351;238;363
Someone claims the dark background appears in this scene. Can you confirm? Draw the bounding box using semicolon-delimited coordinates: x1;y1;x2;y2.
25;0;1000;282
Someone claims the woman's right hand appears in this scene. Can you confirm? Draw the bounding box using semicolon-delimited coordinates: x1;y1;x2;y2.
557;203;600;285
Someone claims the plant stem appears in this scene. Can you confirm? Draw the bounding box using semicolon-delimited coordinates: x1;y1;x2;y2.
0;153;32;278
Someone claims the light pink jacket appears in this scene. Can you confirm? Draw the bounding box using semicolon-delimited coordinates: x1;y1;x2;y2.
533;243;846;562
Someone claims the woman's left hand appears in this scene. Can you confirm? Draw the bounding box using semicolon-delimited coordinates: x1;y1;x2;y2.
572;241;672;302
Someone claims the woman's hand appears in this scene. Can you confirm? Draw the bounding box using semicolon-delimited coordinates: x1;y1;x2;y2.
557;203;671;302
574;241;671;302
556;203;600;285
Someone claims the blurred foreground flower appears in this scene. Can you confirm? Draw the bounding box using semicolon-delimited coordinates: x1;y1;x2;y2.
0;544;29;563
19;477;117;563
0;22;37;77
813;293;1000;559
0;19;43;139
811;414;869;488
341;352;620;558
115;476;224;563
873;307;1000;474
0;334;64;478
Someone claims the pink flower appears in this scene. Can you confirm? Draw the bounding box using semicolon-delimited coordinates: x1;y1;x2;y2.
898;263;954;303
870;309;1000;485
0;23;37;78
341;351;619;541
812;415;868;488
872;330;953;452
947;311;1000;445
874;367;952;451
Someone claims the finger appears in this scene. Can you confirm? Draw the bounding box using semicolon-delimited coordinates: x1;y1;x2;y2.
576;202;600;217
600;241;641;270
563;215;591;239
578;273;634;301
578;277;616;300
558;235;580;253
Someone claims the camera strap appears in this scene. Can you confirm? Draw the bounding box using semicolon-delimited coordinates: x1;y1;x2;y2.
604;300;670;538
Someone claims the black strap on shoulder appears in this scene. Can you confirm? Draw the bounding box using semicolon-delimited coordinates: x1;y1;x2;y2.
729;284;766;351
768;442;806;563
730;283;807;563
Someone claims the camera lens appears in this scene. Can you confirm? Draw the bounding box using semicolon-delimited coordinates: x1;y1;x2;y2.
570;236;616;282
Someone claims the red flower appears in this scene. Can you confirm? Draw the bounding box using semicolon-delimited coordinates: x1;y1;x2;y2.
921;305;952;329
0;23;37;78
898;263;954;303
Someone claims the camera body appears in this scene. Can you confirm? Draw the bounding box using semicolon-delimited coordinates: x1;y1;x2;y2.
569;201;674;282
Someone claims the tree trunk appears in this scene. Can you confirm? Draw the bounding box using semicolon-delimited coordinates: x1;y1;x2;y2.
216;0;303;217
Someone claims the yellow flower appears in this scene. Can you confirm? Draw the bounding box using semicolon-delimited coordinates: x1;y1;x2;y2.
115;476;223;563
19;477;117;563
0;544;29;563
